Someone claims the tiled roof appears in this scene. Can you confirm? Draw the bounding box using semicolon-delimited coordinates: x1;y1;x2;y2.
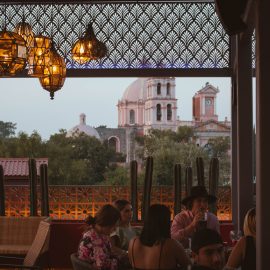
0;158;48;177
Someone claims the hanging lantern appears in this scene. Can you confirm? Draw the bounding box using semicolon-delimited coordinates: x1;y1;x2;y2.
71;24;107;64
15;21;34;53
0;30;27;76
28;35;51;77
39;44;66;100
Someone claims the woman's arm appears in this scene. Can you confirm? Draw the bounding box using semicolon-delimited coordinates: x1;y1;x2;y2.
226;236;245;268
128;237;137;267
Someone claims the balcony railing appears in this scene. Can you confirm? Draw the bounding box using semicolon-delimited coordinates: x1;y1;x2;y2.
4;185;232;220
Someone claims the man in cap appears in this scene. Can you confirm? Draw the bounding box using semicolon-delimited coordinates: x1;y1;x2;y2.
191;228;225;270
171;186;219;248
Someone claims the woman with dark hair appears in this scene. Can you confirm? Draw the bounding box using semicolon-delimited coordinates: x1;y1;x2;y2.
77;204;121;270
128;204;191;269
111;199;140;251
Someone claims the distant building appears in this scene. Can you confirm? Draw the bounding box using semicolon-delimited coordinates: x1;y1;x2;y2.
68;78;231;162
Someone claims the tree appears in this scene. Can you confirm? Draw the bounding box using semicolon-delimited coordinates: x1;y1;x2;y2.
102;165;129;186
206;136;230;158
0;121;16;138
136;128;208;185
0;131;45;157
175;126;196;143
206;136;231;185
46;131;120;185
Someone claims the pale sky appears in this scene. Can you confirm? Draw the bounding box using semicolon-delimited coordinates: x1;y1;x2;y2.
0;77;231;140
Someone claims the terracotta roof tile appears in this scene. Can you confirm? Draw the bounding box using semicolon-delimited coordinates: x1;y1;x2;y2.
0;158;48;177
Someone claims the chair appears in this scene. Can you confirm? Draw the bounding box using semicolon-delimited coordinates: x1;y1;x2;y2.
70;253;95;270
0;220;51;269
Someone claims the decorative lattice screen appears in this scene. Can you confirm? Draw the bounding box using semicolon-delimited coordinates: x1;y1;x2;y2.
0;3;230;70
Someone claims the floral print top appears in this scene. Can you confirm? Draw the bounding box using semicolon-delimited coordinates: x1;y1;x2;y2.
78;226;118;270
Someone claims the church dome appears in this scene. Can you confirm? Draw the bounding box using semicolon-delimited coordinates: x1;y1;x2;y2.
67;113;100;139
121;78;147;102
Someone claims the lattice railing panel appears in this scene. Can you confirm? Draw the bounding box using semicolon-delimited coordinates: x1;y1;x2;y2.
0;3;230;69
4;185;232;220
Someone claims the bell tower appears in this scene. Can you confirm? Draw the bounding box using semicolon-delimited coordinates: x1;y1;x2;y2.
193;82;219;122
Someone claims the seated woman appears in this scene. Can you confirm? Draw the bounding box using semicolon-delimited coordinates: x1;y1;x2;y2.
171;186;220;248
111;199;140;252
226;207;256;270
128;204;191;269
77;204;121;270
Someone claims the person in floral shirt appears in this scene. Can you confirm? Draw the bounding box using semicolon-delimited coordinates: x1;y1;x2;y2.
78;204;121;270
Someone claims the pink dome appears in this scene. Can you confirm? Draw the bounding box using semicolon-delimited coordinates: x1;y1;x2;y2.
121;78;147;102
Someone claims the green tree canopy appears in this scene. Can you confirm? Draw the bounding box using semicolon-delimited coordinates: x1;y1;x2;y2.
0;121;16;138
136;127;207;185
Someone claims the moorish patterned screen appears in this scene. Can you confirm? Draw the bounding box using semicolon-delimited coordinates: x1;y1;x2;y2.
0;3;230;70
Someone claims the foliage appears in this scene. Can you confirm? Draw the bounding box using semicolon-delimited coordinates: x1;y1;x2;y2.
136;127;231;186
205;136;231;185
0;121;16;139
102;165;129;186
206;136;230;158
136;127;207;185
0;131;46;157
0;128;125;185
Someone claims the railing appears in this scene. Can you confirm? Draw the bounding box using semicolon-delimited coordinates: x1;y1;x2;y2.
4;185;231;220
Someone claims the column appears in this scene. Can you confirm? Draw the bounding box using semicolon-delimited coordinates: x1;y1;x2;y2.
236;32;253;230
256;0;270;268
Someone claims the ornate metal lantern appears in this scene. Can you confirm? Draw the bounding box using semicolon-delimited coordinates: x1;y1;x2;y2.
71;24;107;64
28;35;51;77
39;44;66;100
0;30;27;76
15;21;34;52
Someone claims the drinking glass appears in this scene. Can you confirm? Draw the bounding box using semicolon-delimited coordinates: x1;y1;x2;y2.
229;230;242;246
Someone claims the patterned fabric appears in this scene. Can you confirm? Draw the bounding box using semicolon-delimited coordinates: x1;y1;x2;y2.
78;227;118;270
171;210;220;248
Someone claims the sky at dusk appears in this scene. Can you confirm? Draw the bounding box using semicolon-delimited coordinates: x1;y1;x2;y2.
0;77;231;140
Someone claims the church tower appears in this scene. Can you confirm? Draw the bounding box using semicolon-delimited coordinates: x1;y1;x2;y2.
192;82;219;122
144;77;177;133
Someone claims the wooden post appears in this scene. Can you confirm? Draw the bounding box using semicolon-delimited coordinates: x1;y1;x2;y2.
174;163;182;216
0;165;5;216
209;158;219;215
142;156;153;220
196;157;205;186
29;158;38;216
130;160;138;222
185;166;193;196
40;164;49;217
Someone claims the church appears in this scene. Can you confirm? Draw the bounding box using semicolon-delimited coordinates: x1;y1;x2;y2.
68;78;231;163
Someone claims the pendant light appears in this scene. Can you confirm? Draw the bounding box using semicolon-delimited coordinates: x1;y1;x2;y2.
39;4;66;100
27;35;51;77
27;5;51;77
0;3;27;76
39;43;66;100
71;23;107;64
14;5;34;53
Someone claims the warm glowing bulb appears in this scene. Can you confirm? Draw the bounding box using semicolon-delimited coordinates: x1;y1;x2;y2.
52;65;59;73
79;45;85;54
